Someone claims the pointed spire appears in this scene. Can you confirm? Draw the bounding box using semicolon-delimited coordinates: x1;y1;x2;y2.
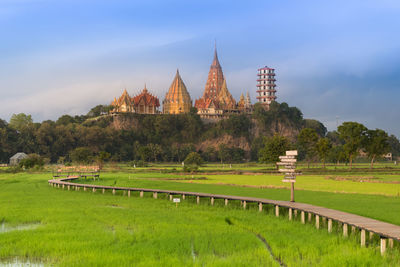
212;40;220;67
143;83;148;92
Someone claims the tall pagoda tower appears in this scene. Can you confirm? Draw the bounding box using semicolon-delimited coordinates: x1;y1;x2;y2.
256;66;277;109
163;69;192;114
195;45;225;109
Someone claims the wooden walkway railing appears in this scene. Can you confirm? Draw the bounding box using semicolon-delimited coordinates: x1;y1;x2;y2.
49;177;399;255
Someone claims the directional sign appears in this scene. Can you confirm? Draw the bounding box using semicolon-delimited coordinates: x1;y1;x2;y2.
279;156;296;160
282;179;296;183
278;169;296;173
279;158;297;163
276;162;296;166
173;198;181;203
286;150;298;156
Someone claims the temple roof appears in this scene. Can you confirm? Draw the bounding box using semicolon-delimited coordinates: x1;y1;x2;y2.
132;86;160;107
164;69;192;104
217;79;236;109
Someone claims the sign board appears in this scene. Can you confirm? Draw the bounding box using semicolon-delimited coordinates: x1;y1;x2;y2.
278;169;296;173
286;150;298;156
279;156;295;160
173;198;181;203
282;179;296;183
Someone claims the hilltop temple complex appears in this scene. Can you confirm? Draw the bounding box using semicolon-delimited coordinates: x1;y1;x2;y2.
110;44;276;119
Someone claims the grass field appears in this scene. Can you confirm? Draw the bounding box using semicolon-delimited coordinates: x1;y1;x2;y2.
1;164;400;266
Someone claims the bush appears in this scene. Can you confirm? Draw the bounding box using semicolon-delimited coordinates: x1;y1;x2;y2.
19;154;45;169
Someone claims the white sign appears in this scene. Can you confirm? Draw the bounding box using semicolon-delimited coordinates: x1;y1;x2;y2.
173;198;181;203
286;150;298;156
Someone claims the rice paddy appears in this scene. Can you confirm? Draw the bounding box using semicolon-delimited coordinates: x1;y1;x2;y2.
1;165;400;266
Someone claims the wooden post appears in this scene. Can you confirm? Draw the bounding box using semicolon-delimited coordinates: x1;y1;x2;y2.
153;192;157;199
92;188;96;193
169;194;173;201
182;194;185;200
328;219;332;233
301;211;305;224
243;201;247;209
381;238;387;255
308;213;312;222
225;199;228;206
351;225;356;234
289;208;292;220
196;196;200;204
211;197;214;206
258;202;263;212
128;190;131;197
77;186;80;191
112;189;115;195
315;215;320;229
68;185;70;191
361;229;366;247
290;182;295;202
102;188;105;194
343;223;348;237
369;232;374;240
389;238;394;249
140;191;144;198
62;184;65;189
275;205;279;217
294;209;298;218
84;187;87;192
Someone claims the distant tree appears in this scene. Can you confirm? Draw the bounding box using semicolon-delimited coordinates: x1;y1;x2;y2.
387;135;400;158
69;147;93;164
147;143;162;162
315;138;332;168
303;119;327;137
364;129;390;169
137;146;151;162
56;115;76;125
326;131;343;146
297;128;318;168
183;152;203;173
203;146;218;162
95;151;111;169
9;113;33;132
338;122;367;170
328;145;348;166
218;144;230;164
87;105;113;117
258;134;291;165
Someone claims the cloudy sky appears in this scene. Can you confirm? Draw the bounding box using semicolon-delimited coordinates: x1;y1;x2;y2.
1;0;399;136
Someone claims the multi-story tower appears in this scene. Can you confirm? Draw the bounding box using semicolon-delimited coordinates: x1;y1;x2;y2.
163;69;192;114
256;66;277;108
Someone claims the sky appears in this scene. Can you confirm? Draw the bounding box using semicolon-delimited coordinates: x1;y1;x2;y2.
0;0;399;136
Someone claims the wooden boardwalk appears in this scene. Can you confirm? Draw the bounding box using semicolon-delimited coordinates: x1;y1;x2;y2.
49;177;400;255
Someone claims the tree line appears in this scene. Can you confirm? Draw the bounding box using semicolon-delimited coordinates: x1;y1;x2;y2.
0;102;399;169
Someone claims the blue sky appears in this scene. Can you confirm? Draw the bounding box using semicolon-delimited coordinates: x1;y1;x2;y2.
0;0;399;136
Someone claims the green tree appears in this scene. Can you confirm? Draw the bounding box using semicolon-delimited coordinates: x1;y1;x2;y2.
69;147;93;164
297;128;318;168
218;144;230;164
364;129;390;169
258;135;291;165
338;122;367;170
315;138;332;168
9;113;33;132
184;152;203;172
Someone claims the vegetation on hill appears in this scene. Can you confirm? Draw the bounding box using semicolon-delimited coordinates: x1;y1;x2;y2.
0;102;399;169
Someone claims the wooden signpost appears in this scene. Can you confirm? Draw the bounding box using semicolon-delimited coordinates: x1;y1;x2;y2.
173;198;180;208
277;150;299;202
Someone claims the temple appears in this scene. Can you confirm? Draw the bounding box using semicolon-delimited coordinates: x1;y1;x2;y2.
163;70;192;114
195;46;252;120
111;85;160;114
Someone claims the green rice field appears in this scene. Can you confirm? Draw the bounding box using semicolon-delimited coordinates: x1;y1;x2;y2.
1;164;400;266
